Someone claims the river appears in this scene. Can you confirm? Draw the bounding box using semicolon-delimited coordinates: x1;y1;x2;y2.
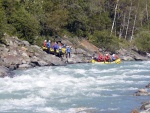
0;61;150;113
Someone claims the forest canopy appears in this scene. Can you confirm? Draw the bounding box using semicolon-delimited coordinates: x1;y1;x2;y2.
0;0;150;52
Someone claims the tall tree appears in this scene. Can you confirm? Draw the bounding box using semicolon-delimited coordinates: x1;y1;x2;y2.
145;0;149;29
110;0;119;36
119;12;126;39
125;0;132;39
130;0;139;42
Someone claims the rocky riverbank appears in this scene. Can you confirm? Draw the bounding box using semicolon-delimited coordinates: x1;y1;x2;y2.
0;35;93;77
0;34;150;77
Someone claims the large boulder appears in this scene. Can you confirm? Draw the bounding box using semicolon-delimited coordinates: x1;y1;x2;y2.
4;55;22;65
0;66;12;77
131;109;140;113
120;56;134;61
134;89;150;96
146;83;150;88
140;101;150;111
18;64;31;69
43;55;66;66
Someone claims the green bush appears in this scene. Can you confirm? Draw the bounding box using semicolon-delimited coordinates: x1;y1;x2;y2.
90;30;119;53
134;31;150;52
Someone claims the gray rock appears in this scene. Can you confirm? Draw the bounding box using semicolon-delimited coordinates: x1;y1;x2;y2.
131;109;140;113
134;89;150;96
67;54;83;64
147;53;150;58
146;83;150;88
120;56;134;61
46;55;66;66
140;101;150;112
30;56;39;62
38;60;49;66
134;55;148;61
31;45;42;50
4;55;22;65
0;66;11;77
18;64;31;69
0;47;8;52
22;41;29;46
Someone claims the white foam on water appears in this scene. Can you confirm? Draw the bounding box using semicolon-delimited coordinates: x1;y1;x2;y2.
92;68;118;74
36;107;60;113
0;67;147;96
0;62;149;113
111;94;121;97
73;69;86;74
100;107;119;112
0;96;46;111
36;107;96;113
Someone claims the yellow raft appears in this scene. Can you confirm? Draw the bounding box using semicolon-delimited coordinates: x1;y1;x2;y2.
91;58;122;64
42;46;66;54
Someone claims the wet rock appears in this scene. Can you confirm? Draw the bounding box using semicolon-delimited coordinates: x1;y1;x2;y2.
38;60;49;66
67;54;83;64
134;55;148;61
0;66;12;77
147;53;150;58
131;109;140;113
138;89;148;93
134;89;150;96
120;56;134;61
140;101;150;112
18;64;32;69
146;83;150;88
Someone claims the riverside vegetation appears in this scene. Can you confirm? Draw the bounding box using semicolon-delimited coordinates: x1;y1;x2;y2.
0;0;150;54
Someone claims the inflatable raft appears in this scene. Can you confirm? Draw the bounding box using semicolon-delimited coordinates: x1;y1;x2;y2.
42;46;66;54
91;58;122;64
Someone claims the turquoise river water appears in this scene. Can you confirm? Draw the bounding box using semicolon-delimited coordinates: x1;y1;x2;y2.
0;61;150;113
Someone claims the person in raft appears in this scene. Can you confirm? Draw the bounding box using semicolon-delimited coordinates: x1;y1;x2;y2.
111;54;119;61
104;54;111;62
98;54;104;62
43;40;47;47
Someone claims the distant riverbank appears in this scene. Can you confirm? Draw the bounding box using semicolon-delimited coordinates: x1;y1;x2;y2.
0;34;150;77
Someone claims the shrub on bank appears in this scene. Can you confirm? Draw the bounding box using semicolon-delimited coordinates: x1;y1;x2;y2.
134;31;150;53
89;30;119;53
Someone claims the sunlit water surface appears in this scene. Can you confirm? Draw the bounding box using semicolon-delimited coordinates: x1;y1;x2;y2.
0;61;150;113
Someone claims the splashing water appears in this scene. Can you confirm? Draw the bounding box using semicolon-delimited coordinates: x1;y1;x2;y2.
0;61;150;113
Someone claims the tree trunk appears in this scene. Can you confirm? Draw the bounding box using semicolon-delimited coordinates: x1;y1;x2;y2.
130;0;139;42
125;0;132;40
119;13;126;39
146;0;149;29
110;0;119;36
146;0;149;20
130;15;137;42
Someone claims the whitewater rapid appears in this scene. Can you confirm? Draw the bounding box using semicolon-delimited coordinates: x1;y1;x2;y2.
0;61;150;113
